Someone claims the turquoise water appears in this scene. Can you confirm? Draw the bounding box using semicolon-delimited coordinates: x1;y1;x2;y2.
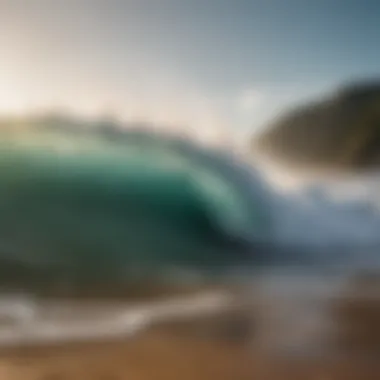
0;126;271;289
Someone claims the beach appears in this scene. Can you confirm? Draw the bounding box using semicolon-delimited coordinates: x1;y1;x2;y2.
0;319;379;380
0;274;379;380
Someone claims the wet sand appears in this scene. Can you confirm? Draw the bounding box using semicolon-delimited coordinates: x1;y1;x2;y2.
0;301;379;379
0;325;379;380
0;276;380;379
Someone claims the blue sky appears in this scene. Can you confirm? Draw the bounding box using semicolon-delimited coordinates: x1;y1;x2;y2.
0;0;379;141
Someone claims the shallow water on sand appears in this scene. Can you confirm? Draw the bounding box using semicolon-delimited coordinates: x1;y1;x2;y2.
0;263;379;359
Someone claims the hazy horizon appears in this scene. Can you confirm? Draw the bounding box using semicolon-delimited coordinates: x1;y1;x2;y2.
1;1;379;141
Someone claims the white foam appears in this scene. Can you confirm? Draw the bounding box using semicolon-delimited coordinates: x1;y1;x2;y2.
0;291;232;347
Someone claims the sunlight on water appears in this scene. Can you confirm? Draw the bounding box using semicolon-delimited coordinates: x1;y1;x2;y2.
0;120;379;360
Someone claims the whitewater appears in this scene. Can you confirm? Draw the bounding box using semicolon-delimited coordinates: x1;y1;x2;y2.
0;120;379;354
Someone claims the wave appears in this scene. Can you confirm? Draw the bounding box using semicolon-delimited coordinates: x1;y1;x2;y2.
0;118;275;292
1;117;380;351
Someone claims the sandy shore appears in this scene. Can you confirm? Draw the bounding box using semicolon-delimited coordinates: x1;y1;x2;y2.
0;328;379;380
0;275;380;379
0;301;379;380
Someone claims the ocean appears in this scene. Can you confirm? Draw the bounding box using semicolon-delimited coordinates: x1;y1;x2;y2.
0;121;379;354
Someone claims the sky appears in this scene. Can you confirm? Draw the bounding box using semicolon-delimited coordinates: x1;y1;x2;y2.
0;0;379;144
